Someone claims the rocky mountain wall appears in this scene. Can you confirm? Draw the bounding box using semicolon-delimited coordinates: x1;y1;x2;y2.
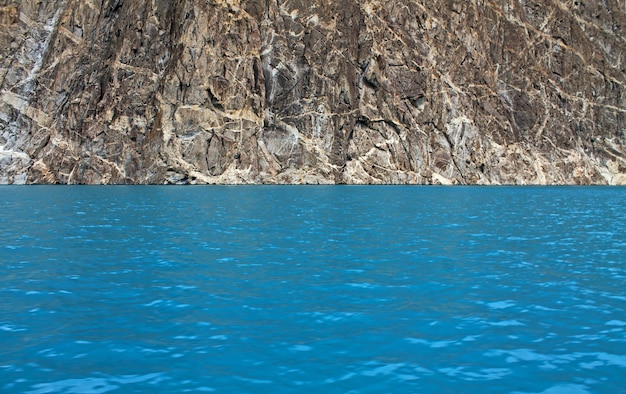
1;0;625;184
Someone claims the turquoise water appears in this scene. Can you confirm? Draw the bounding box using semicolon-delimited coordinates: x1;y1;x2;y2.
1;186;625;393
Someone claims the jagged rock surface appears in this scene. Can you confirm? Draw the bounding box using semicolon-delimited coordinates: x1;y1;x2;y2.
1;0;625;184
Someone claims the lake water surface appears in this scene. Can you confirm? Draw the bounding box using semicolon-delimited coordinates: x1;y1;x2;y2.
1;186;625;393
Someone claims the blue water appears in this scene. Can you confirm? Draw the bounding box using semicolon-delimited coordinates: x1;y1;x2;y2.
1;186;625;393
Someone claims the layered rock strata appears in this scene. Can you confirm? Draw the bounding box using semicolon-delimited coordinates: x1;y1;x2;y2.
1;0;625;184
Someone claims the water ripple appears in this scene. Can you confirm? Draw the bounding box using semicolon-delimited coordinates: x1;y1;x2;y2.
1;186;625;393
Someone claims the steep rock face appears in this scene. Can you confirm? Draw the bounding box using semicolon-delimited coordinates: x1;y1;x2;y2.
1;0;625;184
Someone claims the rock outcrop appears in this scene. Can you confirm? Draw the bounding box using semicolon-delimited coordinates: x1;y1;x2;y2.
1;0;625;184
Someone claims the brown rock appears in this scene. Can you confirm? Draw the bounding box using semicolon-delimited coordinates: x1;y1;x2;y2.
0;0;625;184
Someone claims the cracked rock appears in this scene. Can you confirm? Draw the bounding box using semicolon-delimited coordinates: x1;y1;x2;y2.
0;0;625;184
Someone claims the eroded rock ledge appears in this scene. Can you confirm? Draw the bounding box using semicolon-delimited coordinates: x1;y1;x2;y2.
1;0;625;184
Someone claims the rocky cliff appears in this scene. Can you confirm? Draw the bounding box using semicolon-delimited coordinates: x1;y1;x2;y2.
1;0;625;184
